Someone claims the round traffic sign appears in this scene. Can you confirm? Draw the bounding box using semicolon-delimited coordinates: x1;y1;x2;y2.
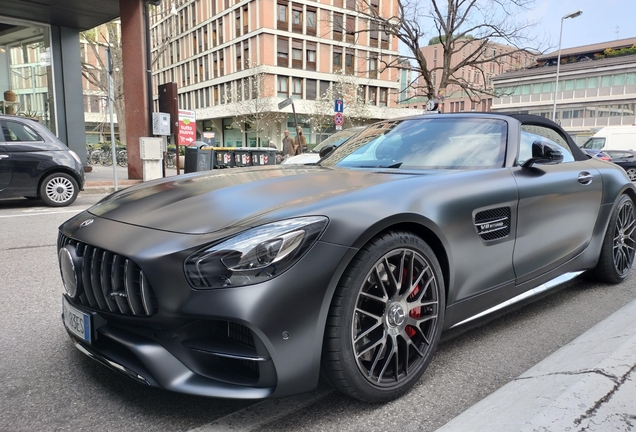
334;112;344;126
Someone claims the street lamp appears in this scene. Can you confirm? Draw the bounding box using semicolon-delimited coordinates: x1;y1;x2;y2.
551;9;583;122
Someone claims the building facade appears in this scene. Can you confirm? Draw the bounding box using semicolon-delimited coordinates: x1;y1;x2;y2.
149;0;420;148
400;39;535;113
492;37;636;142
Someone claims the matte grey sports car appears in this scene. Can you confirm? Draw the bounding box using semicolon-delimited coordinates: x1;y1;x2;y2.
58;113;636;403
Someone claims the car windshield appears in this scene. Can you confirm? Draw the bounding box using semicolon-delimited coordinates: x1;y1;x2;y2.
319;117;507;170
582;137;606;150
311;128;363;153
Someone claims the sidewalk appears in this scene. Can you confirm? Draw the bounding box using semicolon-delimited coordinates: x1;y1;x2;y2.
82;163;179;194
436;298;636;432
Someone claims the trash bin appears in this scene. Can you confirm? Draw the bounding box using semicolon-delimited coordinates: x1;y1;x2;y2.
234;147;253;167
213;147;235;168
184;144;213;173
251;148;277;166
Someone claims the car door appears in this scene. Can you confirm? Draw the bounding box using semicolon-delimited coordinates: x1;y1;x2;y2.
0;119;49;193
0;140;10;191
512;125;603;283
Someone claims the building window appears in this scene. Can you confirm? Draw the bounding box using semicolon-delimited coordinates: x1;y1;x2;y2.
379;88;387;106
292;7;303;33
292;77;302;99
370;22;379;45
306;79;317;100
345;50;354;74
278;3;288;30
277;37;289;67
367;86;376;105
369;56;377;78
278;76;288;97
333;13;343;40
333;48;343;72
306;43;316;71
306;9;316;36
292;48;302;68
320;81;330;97
346;16;355;43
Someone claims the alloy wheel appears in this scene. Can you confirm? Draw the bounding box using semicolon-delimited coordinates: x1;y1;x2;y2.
626;168;636;182
351;248;439;387
613;199;636;276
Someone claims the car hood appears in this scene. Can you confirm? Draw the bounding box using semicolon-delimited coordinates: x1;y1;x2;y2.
282;153;320;165
87;165;416;234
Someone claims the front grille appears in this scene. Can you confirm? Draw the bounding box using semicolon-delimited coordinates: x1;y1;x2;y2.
58;232;158;316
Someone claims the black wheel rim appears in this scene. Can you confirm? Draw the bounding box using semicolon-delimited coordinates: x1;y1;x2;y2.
351;248;439;387
613;200;636;276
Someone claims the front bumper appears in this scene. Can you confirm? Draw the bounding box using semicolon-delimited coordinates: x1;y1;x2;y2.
59;213;354;398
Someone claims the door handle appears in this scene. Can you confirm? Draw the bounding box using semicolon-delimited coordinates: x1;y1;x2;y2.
578;172;593;185
0;155;9;160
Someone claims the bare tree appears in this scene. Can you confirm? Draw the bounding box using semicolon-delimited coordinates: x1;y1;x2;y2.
355;0;546;102
227;65;285;146
80;20;126;144
309;71;372;136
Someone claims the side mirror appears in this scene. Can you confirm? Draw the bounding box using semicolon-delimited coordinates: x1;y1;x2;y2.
319;145;335;159
523;141;564;168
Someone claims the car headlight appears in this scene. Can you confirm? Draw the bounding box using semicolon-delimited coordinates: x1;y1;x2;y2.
69;150;82;165
185;216;328;289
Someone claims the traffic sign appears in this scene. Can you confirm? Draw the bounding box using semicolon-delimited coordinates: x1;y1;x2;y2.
334;112;344;126
278;97;293;109
334;99;344;113
178;109;196;146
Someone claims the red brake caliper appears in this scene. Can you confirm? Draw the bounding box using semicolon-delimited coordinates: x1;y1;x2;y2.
405;269;421;339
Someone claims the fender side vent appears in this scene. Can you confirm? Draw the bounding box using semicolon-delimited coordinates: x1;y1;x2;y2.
475;207;511;241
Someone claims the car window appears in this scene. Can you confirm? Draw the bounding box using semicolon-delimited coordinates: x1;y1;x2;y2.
518;128;575;166
1;121;43;142
321;118;507;170
582;137;606;150
313;128;362;152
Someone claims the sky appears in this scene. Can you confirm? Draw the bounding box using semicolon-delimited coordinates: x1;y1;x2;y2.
528;0;635;52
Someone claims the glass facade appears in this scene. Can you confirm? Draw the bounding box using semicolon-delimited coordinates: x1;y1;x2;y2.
0;17;56;133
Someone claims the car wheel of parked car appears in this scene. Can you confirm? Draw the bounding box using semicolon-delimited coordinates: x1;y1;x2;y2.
625;168;636;182
322;231;445;402
40;173;79;207
589;194;636;284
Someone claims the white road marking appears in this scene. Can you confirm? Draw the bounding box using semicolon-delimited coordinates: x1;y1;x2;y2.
0;208;87;218
187;385;333;432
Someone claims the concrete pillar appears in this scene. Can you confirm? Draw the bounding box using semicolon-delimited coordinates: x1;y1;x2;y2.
119;0;149;180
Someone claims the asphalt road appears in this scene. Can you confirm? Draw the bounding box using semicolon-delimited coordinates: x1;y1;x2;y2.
1;192;635;432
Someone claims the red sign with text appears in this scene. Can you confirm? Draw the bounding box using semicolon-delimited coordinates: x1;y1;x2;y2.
178;109;196;146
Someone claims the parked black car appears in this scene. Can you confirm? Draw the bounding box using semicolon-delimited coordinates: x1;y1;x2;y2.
58;113;635;403
604;150;636;181
0;115;84;206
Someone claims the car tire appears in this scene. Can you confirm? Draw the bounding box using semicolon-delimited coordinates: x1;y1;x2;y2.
39;173;79;207
322;231;445;402
588;194;636;284
625;168;636;182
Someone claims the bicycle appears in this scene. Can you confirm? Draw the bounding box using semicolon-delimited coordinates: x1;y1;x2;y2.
116;148;127;167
